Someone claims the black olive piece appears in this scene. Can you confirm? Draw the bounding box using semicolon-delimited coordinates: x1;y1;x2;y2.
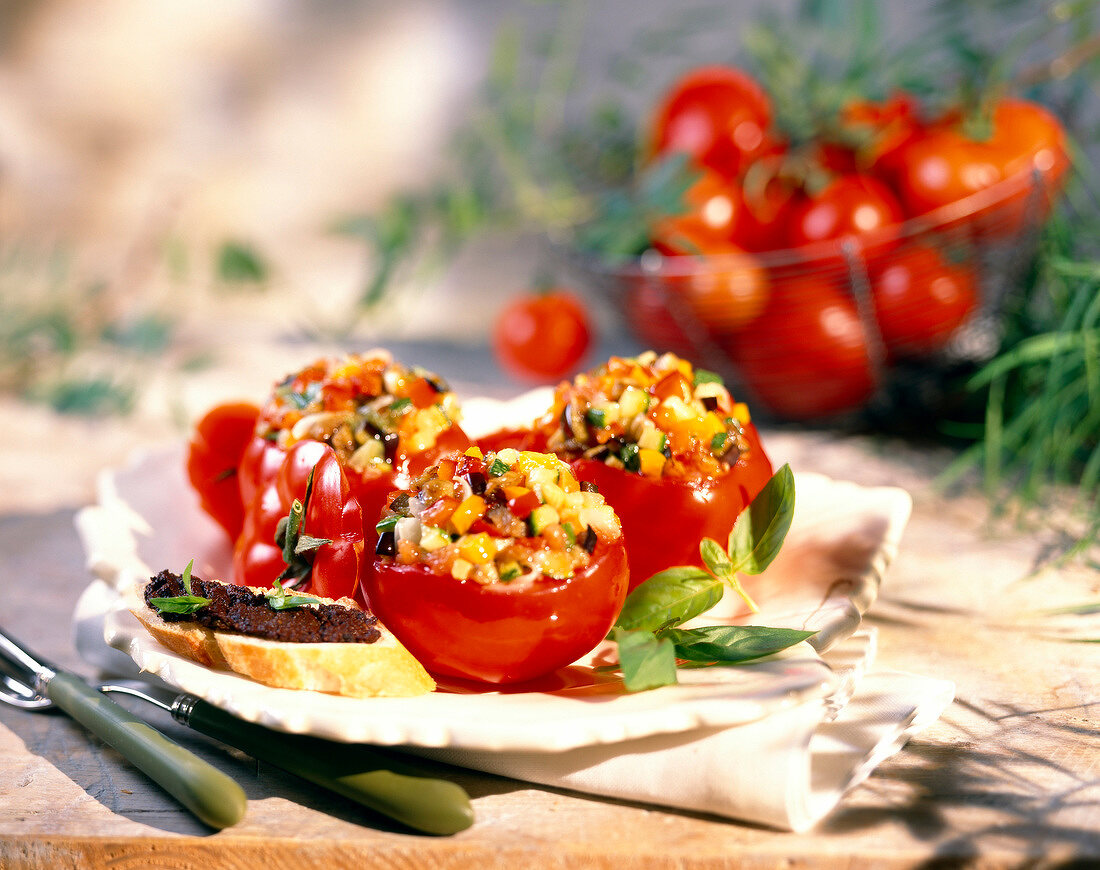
701;396;720;412
389;492;410;513
581;525;598;554
375;530;397;557
579;480;600;493
464;471;488;495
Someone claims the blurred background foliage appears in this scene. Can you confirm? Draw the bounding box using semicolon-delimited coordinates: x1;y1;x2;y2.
0;0;1096;560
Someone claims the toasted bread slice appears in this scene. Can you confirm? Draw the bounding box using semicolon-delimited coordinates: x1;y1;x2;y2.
132;581;435;698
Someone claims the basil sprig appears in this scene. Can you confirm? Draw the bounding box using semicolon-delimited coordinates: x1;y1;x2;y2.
265;578;317;611
275;467;333;586
149;559;212;615
612;464;814;692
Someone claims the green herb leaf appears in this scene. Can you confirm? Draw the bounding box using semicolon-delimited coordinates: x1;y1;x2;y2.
693;368;724;387
217;241;268;284
150;559;212;615
375;515;400;534
614;567;723;632
699;537;733;581
612;628;679;691
149;595;212;615
265;579;316;611
728;463;796;576
294;533;333;556
666;625;816;664
488;457;510;476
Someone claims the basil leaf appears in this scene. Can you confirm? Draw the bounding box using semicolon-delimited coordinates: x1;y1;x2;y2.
612;628;678;692
665;625;816;664
728;463;796;576
614;567;723;632
149;594;211;615
181;558;196;594
699;537;732;581
265;581;316;611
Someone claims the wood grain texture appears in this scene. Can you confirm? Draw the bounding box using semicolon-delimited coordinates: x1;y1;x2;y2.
1;433;1097;869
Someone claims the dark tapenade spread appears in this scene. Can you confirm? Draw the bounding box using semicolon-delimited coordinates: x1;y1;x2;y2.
145;569;381;644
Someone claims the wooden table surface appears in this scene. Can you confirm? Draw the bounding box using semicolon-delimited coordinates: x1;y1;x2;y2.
1;375;1097;869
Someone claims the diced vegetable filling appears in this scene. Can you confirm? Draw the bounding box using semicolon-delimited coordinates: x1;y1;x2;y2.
255;350;462;470
539;351;754;482
376;447;621;585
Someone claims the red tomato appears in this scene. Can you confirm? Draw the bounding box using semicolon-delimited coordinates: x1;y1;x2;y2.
651;170;746;256
185;401;260;540
891;98;1068;235
650;65;773;179
569;424;773;590
870;244;979;357
733;159;806;252
619;274;697;359
233;440;364;601
366;538;628;685
725;275;877;419
493;291;592;382
786;174;903;262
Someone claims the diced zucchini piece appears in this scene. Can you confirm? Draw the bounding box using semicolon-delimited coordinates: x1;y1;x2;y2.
637;422;666;453
419;525;451;552
528;504;560;536
618;385;650;418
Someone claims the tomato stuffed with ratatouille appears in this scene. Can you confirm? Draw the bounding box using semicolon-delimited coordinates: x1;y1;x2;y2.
363;447;629;685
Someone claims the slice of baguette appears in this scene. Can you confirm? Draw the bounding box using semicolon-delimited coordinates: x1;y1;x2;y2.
131;584;435;698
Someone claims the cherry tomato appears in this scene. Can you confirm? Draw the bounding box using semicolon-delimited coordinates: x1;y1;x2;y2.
569;424;772;590
725;275;877;419
891;98;1067;236
493;290;592;382
186;401;260;540
733;155;806;252
786;174;903;262
668;251;771;334
651;170;746;256
870;244;979;357
650;65;773;179
233;440;364;601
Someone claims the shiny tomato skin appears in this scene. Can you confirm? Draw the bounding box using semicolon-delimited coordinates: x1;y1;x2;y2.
186;401;260;540
786;174;903;261
726;275;877;419
650;65;773;179
233;440;364;601
364;538;629;685
651;170;745;256
493;291;592;382
870;244;979;357
893;130;1002;218
569;421;773;590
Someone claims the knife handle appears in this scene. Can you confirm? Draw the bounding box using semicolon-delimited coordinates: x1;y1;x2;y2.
184;698;473;835
47;671;248;829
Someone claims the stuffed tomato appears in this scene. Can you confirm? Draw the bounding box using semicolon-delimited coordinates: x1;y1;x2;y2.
362;447;629;684
232;350;470;592
486;351;773;589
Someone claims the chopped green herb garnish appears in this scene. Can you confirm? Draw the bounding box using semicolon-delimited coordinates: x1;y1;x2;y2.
711;432;728;453
620;443;641;472
488;457;511;476
693;369;724;387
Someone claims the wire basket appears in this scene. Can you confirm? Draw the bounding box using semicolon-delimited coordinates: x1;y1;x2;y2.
568;165;1064;427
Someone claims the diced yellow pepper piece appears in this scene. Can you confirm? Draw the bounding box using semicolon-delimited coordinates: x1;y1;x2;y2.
732;402;751;425
464;445;484;459
638;447;666;478
457;532;495;565
450;495;487;535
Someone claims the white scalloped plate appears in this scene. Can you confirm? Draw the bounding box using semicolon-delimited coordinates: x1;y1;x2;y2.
75;393;912;753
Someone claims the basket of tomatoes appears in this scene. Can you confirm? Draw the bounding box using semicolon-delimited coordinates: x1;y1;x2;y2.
572;66;1070;422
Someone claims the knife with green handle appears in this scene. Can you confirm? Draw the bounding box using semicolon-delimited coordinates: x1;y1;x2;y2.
172;691;474;835
46;672;249;829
